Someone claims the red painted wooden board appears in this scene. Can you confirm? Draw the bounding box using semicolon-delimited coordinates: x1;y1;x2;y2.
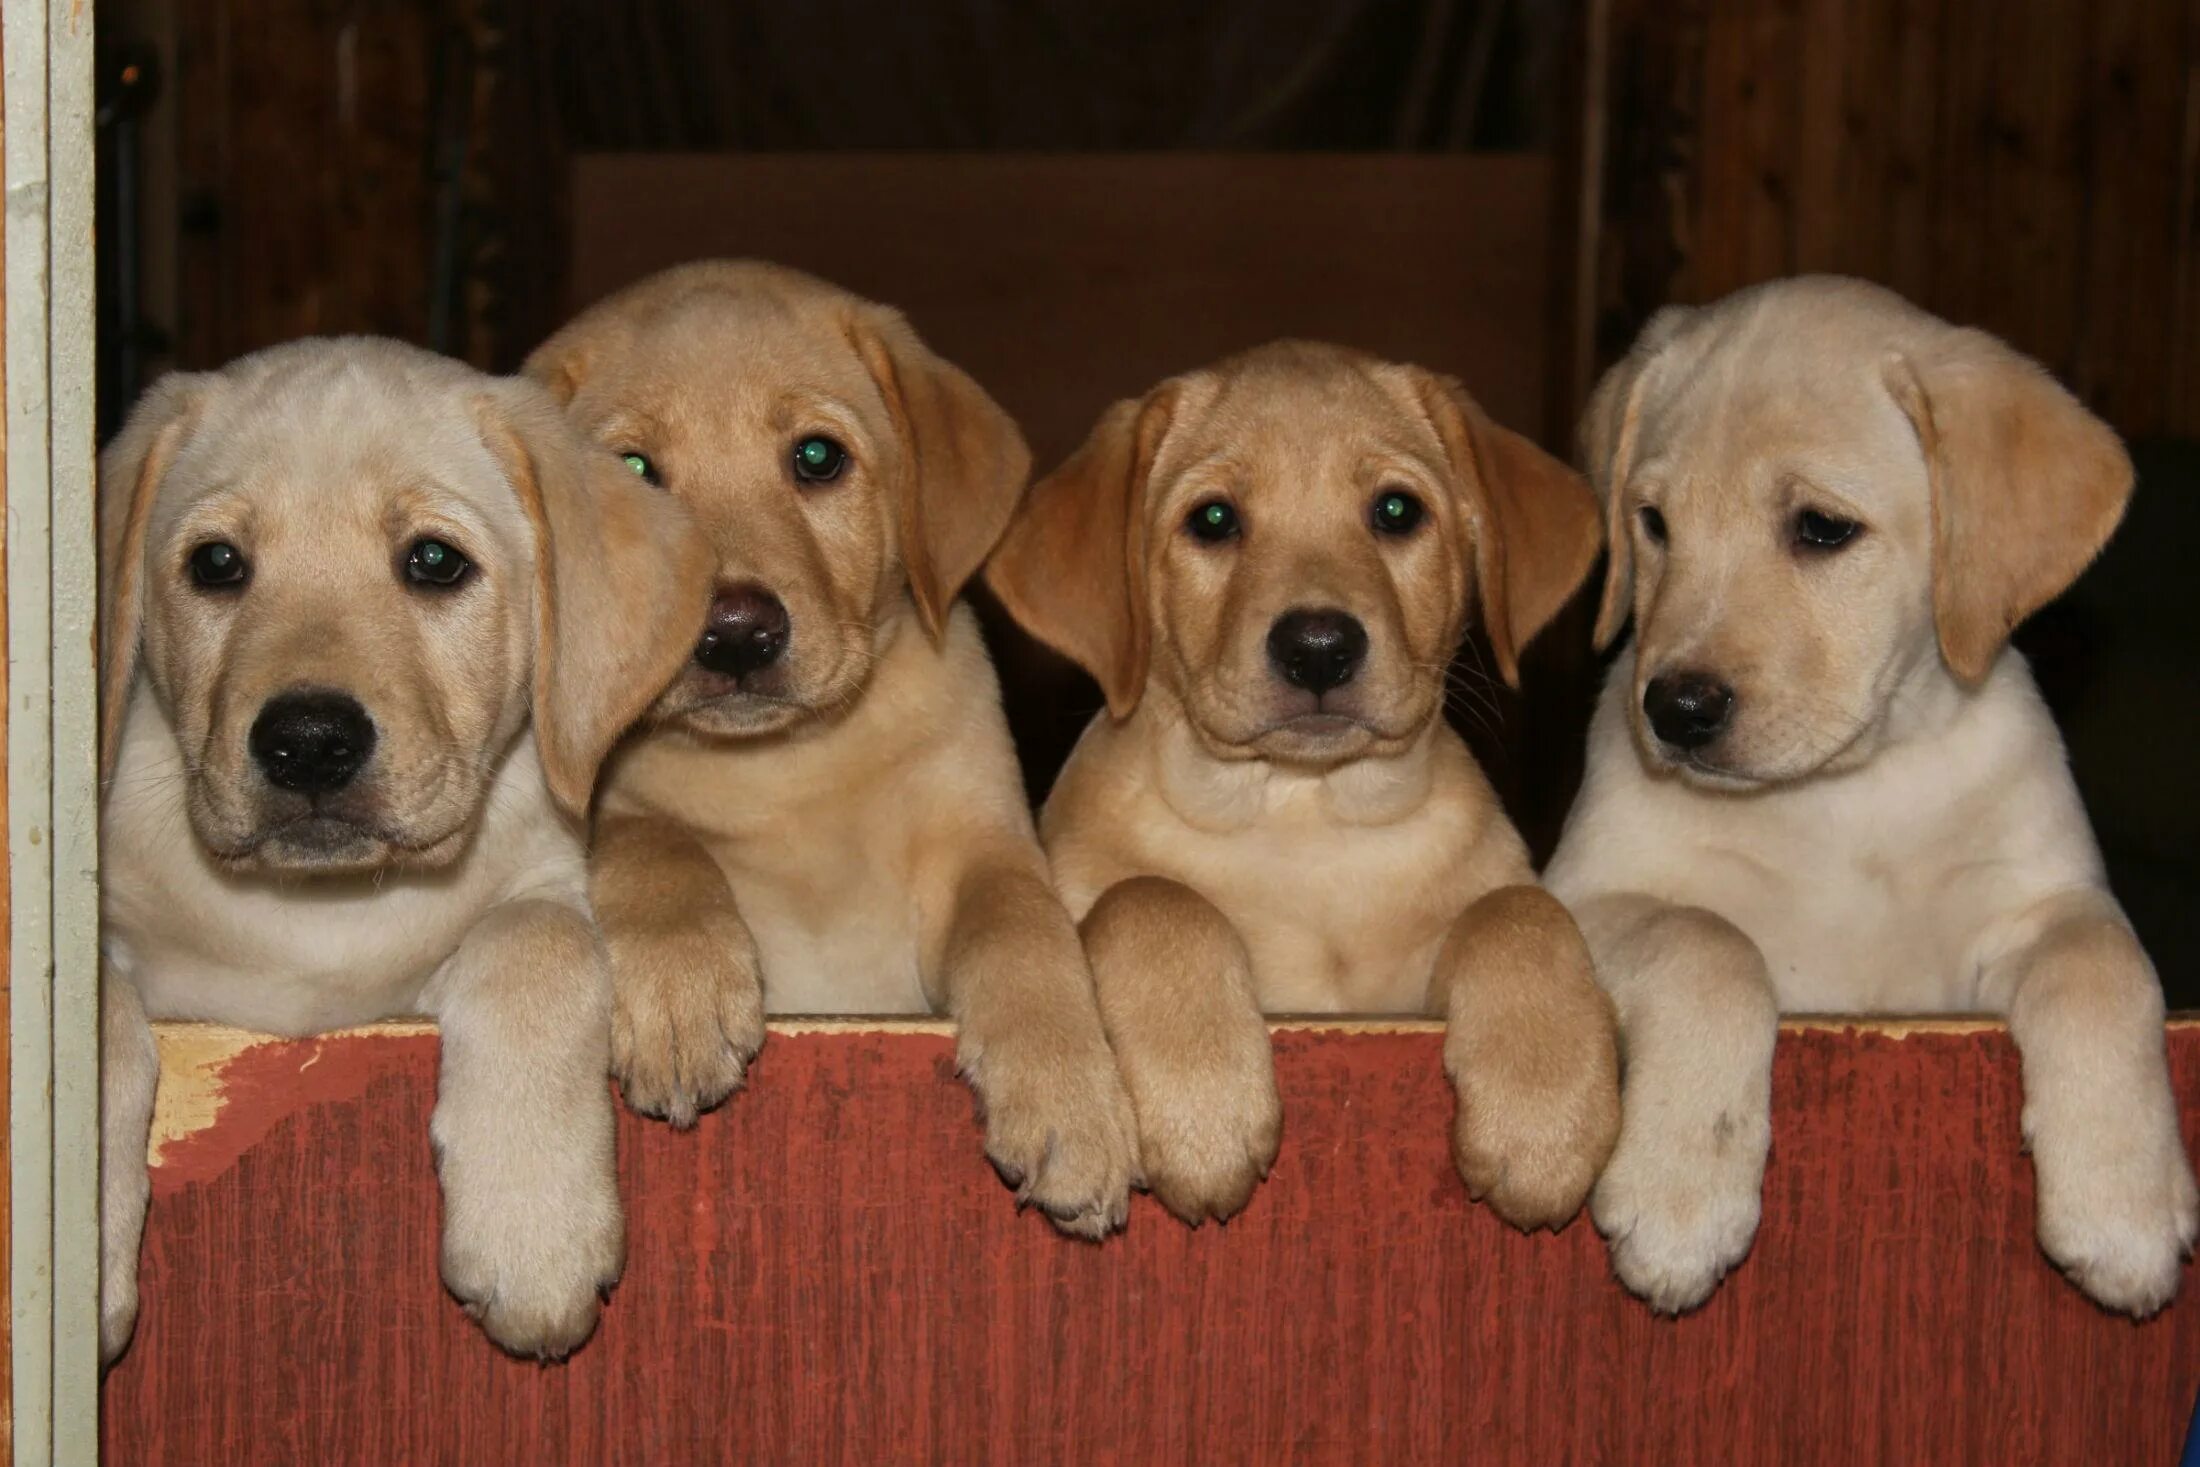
102;1022;2200;1465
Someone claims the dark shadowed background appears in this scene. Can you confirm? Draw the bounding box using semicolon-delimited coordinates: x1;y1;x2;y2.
96;0;2200;1005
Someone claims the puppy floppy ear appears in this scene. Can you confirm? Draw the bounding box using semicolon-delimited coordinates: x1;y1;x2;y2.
521;320;599;408
99;373;211;782
1413;373;1602;688
1579;305;1691;650
1885;330;2133;684
474;382;713;817
985;387;1178;717
846;308;1032;640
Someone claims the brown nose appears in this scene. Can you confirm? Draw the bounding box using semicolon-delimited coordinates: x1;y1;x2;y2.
694;584;790;680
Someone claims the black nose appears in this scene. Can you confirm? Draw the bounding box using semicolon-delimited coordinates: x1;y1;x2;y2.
1266;608;1369;694
694;584;790;679
1643;671;1735;751
250;691;376;794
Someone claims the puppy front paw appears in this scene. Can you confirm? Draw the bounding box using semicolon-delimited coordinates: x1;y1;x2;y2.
965;1020;1139;1240
440;1161;625;1360
100;1269;140;1369
2031;1112;2199;1317
607;906;766;1128
1121;1041;1282;1227
434;1074;625;1359
1591;1097;1768;1313
102;1169;150;1366
1448;1053;1619;1232
1444;992;1620;1231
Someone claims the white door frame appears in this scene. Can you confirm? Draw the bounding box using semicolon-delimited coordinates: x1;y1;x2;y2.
8;0;105;1460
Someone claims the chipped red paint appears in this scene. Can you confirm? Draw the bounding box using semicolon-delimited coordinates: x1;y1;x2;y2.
148;1031;439;1196
102;1026;2200;1465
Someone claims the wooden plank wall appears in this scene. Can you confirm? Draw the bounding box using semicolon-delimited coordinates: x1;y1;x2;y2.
1586;0;2200;439
153;0;479;370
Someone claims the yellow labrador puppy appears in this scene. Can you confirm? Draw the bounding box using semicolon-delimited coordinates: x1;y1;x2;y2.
1549;276;2199;1315
986;341;1621;1226
525;261;1137;1238
100;339;708;1361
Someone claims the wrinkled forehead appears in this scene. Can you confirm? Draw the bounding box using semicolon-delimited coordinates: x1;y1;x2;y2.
151;377;522;548
591;294;889;439
1156;359;1448;496
1635;335;1928;509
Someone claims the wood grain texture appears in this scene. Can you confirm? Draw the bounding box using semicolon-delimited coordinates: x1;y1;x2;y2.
1593;0;2200;437
101;1022;2200;1465
168;0;461;368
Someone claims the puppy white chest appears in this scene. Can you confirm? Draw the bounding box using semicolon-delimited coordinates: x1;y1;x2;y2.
1198;820;1465;1012
612;739;939;1016
103;704;583;1034
1552;660;2110;1013
1051;722;1531;1014
725;849;930;1015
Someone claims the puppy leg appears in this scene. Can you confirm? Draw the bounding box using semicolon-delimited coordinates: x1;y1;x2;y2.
1984;892;2199;1316
423;899;625;1359
1080;877;1280;1226
100;970;161;1366
929;862;1137;1239
592;813;765;1127
1579;894;1778;1312
1429;885;1620;1230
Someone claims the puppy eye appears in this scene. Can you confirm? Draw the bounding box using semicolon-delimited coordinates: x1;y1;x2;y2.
1794;509;1862;551
188;540;250;589
619;451;661;487
791;435;849;485
1638;505;1668;545
1369;489;1425;536
404;538;472;589
1185;498;1241;544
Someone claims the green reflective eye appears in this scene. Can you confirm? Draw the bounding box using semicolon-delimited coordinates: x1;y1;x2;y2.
188;540;249;588
405;538;471;588
619;451;659;486
1186;499;1240;543
1371;489;1425;536
792;435;848;483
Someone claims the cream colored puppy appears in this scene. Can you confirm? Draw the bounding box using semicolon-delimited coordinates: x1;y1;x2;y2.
100;339;708;1362
1548;276;2198;1315
525;262;1137;1238
987;342;1621;1227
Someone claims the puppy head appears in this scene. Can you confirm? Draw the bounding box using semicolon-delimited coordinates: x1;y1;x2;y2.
988;341;1599;768
525;261;1030;738
100;340;707;873
1583;276;2132;786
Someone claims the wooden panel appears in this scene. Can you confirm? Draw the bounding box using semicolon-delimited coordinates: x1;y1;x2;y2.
1593;0;2200;437
169;0;459;369
568;153;1556;465
0;27;11;1456
102;1021;2200;1465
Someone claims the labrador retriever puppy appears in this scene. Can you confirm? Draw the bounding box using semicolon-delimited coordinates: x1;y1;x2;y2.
99;339;708;1362
985;341;1621;1226
1548;276;2199;1315
524;261;1137;1238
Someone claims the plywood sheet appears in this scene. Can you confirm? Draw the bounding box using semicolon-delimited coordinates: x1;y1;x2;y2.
101;1022;2200;1464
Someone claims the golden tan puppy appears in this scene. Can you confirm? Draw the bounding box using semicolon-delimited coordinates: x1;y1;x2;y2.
986;342;1620;1226
1549;276;2198;1315
525;261;1137;1237
99;339;708;1362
